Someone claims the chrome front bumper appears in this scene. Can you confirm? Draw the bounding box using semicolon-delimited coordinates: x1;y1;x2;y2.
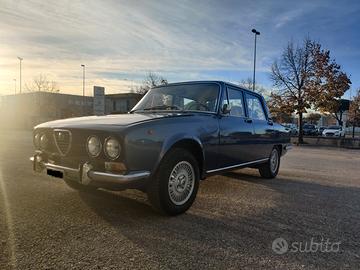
30;155;150;189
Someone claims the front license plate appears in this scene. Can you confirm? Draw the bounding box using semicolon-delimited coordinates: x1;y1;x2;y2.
47;169;64;179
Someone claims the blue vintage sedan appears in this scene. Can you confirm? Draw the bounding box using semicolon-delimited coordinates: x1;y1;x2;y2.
31;81;291;215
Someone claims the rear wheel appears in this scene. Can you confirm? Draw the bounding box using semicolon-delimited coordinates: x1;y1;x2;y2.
147;148;200;215
258;147;280;178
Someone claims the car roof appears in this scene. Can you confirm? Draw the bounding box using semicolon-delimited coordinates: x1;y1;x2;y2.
154;80;262;97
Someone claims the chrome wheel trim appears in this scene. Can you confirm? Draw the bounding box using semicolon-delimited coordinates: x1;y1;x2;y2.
168;161;195;206
270;149;279;173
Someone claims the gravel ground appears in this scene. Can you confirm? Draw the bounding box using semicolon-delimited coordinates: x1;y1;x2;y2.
0;130;359;269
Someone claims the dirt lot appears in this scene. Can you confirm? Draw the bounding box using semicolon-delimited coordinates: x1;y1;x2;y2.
0;131;359;269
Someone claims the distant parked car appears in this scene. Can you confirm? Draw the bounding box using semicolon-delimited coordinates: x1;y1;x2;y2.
317;126;327;135
322;126;345;137
282;123;298;136
302;124;318;136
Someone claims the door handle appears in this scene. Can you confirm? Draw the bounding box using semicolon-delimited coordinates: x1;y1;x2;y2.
244;118;252;123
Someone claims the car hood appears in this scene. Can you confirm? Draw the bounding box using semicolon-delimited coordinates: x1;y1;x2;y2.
35;112;191;129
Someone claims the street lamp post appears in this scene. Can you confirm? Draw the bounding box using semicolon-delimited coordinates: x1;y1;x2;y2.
13;79;16;94
81;64;85;114
251;29;260;92
17;57;23;94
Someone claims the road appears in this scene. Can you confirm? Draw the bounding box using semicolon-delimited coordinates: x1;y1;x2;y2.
0;131;359;269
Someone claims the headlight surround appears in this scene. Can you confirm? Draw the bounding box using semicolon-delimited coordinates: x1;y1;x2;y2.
40;134;48;150
34;133;41;149
104;137;121;160
87;136;102;157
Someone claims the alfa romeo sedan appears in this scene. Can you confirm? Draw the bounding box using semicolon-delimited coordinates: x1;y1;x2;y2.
31;81;291;215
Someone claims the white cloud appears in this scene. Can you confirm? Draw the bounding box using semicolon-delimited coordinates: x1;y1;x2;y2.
275;9;304;28
0;0;359;95
0;0;265;94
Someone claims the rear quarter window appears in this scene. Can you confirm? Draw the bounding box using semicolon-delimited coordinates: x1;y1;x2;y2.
245;93;266;120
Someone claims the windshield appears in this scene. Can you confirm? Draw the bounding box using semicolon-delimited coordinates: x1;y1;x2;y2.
132;83;220;113
328;126;341;130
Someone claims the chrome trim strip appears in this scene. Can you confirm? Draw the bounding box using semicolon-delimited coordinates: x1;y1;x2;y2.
206;158;269;174
44;163;80;173
30;156;149;184
88;171;150;184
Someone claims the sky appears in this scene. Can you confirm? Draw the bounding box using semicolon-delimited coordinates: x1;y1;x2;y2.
0;0;359;97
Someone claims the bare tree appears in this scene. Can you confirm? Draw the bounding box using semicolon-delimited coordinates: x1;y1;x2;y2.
136;72;168;95
238;78;253;90
306;113;321;124
270;39;313;143
26;74;60;92
307;43;351;125
238;77;267;95
271;38;351;143
348;89;360;137
267;93;294;123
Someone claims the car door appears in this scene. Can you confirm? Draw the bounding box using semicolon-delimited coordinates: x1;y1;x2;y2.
244;92;274;160
218;87;255;169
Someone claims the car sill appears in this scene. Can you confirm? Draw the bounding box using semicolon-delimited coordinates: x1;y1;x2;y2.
206;158;269;174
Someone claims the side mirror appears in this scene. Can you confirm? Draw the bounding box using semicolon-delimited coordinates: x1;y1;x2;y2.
222;104;231;114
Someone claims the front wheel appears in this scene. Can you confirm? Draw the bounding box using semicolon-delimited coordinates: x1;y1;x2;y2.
147;148;200;215
258;147;280;178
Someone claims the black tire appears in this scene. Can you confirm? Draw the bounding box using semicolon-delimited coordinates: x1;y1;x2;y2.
147;148;200;216
258;147;280;179
64;179;97;192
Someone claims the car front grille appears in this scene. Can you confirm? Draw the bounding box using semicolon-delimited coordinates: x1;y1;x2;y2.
54;129;72;156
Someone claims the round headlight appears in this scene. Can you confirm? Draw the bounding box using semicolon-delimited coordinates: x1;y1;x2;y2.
87;136;102;157
105;138;121;160
34;133;41;149
40;134;48;149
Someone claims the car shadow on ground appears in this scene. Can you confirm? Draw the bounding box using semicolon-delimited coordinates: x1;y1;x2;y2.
78;171;360;269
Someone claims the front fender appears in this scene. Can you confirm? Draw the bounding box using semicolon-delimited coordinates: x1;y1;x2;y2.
151;134;205;177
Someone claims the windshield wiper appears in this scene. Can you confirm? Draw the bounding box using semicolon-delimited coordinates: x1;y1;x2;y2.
143;105;182;111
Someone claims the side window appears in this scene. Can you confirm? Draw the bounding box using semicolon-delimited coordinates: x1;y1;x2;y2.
222;88;245;117
245;93;266;120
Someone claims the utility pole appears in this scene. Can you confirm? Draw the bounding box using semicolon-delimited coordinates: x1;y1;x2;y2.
17;57;23;94
81;64;85;115
251;29;260;91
